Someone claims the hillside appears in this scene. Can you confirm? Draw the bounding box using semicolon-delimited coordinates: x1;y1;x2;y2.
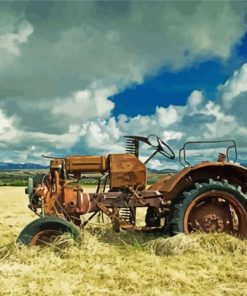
0;168;169;186
0;162;48;170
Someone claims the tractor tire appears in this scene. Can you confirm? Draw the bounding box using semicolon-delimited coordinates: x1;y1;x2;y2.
17;216;81;246
170;179;247;238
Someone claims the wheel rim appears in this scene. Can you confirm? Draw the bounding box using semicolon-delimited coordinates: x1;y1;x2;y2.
183;190;247;237
30;229;62;246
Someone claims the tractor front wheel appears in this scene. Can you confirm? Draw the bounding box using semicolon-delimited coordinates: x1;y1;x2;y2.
17;216;81;246
171;179;247;238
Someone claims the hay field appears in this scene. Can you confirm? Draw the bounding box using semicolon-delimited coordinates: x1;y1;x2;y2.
1;187;247;296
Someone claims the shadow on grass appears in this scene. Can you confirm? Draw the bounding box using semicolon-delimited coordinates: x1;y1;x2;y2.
85;225;168;250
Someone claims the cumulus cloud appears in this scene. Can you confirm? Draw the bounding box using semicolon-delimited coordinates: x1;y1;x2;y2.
0;110;20;146
0;0;246;98
52;85;116;121
1;60;247;167
72;62;247;168
80;118;122;152
1;84;117;135
217;63;247;135
219;63;247;108
0;1;247;165
0;112;79;148
0;20;33;56
187;90;205;114
156;105;181;127
2;59;247;168
0;3;33;69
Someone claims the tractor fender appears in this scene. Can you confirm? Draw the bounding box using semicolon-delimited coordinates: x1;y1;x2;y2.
17;216;81;246
149;162;247;198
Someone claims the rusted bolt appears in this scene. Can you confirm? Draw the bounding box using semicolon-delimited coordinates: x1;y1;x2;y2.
68;201;76;208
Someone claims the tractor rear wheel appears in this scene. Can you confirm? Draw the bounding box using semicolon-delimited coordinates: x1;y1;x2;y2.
17;216;81;246
171;179;247;238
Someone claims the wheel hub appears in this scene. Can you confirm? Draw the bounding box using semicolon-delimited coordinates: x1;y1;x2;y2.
182;188;247;236
189;199;233;233
30;229;62;246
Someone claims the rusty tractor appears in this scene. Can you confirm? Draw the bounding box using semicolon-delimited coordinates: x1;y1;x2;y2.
17;135;247;245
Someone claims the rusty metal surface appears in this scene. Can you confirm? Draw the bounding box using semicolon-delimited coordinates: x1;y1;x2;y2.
186;197;233;233
183;191;247;236
62;187;90;214
109;154;146;190
50;159;63;169
30;229;61;246
24;137;247;238
217;153;226;162
149;162;247;195
65;155;107;174
28;158;247;235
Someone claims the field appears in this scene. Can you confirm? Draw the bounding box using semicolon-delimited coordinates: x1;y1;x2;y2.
1;186;247;296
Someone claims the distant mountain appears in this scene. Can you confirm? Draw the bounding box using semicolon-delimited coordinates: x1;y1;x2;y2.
148;168;178;174
149;163;247;174
0;162;246;171
0;162;48;170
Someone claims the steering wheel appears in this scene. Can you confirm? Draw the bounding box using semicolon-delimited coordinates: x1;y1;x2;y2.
147;134;175;160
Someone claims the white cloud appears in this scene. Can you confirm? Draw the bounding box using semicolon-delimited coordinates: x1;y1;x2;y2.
23;130;79;150
81;118;122;152
0;107;80;160
144;158;180;171
187;90;205;113
162;131;183;142
74;62;247;165
52;85;116;121
0;20;33;67
156;105;181;127
0;110;20;145
54;1;246;82
183;2;244;59
1;1;246;99
0;1;247;164
1;61;247;165
219;63;247;108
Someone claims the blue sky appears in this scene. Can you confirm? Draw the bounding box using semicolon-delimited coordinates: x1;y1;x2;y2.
112;31;247;117
0;1;247;169
111;59;226;116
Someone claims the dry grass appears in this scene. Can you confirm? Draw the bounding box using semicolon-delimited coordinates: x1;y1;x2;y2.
1;187;247;296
